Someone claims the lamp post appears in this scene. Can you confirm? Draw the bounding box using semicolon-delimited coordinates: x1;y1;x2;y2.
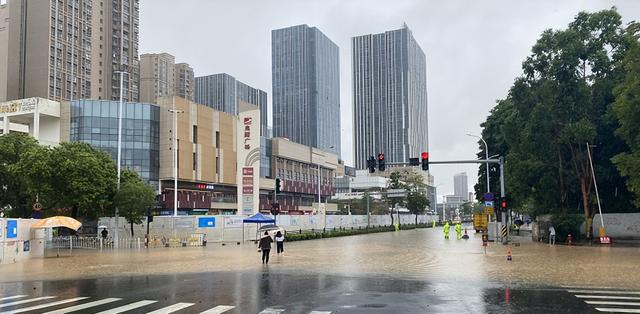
114;69;128;248
168;100;184;217
467;133;490;193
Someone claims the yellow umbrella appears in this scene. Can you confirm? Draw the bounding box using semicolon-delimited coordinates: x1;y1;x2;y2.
32;216;82;231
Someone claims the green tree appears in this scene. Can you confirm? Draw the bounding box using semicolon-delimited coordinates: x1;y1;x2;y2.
612;23;640;207
45;142;117;219
113;170;156;236
0;133;44;218
476;9;637;236
384;172;406;225
402;172;430;225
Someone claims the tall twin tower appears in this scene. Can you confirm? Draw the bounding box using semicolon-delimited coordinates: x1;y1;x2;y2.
272;24;428;168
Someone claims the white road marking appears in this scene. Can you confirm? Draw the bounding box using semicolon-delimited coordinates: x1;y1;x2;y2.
596;308;640;313
43;298;122;314
309;311;332;314
146;302;195;314
94;300;157;314
0;296;26;302
0;296;56;309
258;308;286;314
2;297;89;314
586;301;640;306
568;290;640;295
576;295;640;300
199;305;236;314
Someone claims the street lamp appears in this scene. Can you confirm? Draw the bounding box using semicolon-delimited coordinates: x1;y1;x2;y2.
114;69;128;248
168;100;184;217
467;133;490;193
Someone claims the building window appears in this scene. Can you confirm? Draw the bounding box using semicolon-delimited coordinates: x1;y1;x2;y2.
193;125;198;144
193;152;197;171
215;131;220;147
216;157;220;175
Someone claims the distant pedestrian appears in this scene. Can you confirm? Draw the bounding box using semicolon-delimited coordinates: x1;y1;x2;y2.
549;225;556;245
259;231;273;264
275;231;284;254
101;228;108;240
455;222;462;240
443;221;451;239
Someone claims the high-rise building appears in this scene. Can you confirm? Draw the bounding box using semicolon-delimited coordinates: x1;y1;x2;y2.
139;53;194;104
271;24;341;156
454;172;469;201
352;25;428;169
194;73;267;137
140;53;175;104
174;63;194;101
0;0;140;102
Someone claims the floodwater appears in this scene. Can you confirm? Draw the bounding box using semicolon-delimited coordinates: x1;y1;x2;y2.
1;225;639;289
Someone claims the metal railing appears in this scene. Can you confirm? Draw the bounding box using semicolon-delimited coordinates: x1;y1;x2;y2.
46;234;206;250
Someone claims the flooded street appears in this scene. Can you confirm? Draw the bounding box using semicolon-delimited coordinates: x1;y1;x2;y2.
2;225;639;288
1;226;640;313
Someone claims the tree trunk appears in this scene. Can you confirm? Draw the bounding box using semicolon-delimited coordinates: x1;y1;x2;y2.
130;221;134;237
581;178;591;239
389;211;394;226
415;214;418;225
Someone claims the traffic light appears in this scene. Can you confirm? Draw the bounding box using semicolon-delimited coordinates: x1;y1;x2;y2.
500;196;507;211
367;156;377;173
275;178;281;193
377;153;386;171
271;203;280;216
421;152;429;171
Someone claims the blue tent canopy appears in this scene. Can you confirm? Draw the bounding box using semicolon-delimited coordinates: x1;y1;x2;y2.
243;213;275;224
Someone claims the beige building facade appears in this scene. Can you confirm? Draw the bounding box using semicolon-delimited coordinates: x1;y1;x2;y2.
157;96;238;214
0;0;140;103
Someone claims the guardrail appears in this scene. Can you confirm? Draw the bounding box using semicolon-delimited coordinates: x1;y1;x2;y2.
46;234;207;250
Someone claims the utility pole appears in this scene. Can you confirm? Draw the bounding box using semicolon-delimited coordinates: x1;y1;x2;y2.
168;100;184;217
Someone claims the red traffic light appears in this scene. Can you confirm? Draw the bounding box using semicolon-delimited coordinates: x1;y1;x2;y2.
501;200;507;209
421;152;429;159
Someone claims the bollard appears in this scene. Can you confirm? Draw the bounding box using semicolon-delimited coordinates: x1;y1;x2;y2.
507;247;512;261
567;234;573;246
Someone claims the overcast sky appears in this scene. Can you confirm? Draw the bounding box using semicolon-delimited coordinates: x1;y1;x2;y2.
139;0;639;199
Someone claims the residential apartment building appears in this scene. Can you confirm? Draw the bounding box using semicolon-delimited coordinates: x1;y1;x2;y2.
352;25;428;169
271;24;341;156
194;73;267;137
0;0;140;102
139;53;194;104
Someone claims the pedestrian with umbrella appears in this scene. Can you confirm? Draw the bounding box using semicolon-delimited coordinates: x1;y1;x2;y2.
258;231;273;264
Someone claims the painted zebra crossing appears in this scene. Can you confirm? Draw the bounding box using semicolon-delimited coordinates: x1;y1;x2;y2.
567;287;640;313
0;294;333;314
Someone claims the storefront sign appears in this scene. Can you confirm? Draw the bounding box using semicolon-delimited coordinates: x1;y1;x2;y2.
237;108;260;215
0;98;37;114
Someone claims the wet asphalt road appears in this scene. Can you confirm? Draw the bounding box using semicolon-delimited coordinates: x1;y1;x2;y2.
0;271;606;313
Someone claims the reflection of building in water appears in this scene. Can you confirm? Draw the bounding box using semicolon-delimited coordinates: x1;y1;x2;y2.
0;97;61;146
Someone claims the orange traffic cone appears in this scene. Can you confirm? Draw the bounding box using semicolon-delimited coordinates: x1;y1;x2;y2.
507;247;512;261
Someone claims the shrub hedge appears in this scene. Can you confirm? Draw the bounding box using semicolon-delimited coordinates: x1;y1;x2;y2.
284;223;431;242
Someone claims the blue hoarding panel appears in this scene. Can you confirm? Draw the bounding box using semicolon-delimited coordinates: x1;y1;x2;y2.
198;217;216;228
7;220;17;238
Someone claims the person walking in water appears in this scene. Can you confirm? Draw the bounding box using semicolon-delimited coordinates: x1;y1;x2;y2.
455;222;462;240
259;231;273;264
275;231;285;254
549;225;556;245
443;221;451;239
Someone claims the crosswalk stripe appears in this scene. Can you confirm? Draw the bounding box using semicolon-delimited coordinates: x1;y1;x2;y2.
43;298;122;314
146;302;195;314
596;308;640;313
0;296;27;302
586;301;640;306
94;300;157;314
2;297;89;314
576;295;640;300
199;305;235;314
0;296;56;309
258;308;286;314
309;311;332;314
569;290;640;295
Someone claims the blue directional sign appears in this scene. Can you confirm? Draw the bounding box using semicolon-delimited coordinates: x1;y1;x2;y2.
6;220;17;238
198;217;216;228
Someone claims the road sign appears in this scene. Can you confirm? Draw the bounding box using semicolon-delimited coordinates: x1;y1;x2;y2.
386;189;407;198
484;206;494;215
483;193;494;201
484;201;494;207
